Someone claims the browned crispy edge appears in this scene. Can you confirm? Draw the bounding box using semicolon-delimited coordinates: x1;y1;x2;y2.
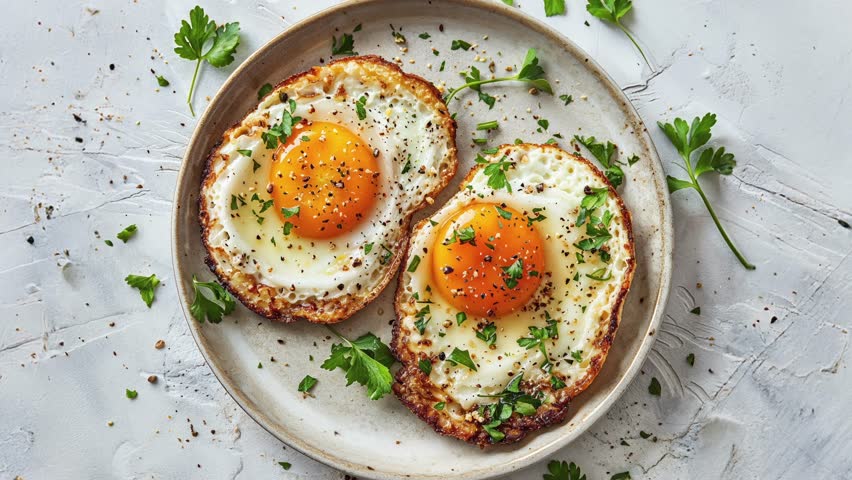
198;55;459;324
391;143;636;447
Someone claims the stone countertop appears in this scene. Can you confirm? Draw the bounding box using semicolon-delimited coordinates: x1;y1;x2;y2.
2;1;850;479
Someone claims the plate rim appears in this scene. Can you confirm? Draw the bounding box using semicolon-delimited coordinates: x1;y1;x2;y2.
171;0;673;478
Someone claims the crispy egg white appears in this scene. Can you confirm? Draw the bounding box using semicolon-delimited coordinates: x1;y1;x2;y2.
392;144;635;446
200;56;457;324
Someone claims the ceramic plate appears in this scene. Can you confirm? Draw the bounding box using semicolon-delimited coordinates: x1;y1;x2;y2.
172;1;672;478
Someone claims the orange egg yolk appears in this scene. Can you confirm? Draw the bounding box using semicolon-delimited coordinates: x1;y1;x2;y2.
269;121;380;239
431;203;545;318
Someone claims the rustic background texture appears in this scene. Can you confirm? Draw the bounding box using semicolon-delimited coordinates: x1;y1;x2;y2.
2;0;850;478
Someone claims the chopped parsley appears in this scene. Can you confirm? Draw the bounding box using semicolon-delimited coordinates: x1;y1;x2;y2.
418;359;432;375
262;108;302;149
517;314;558;361
559;94;574;105
495;206;513;219
363;242;374;254
476;120;499;131
456;312;467;325
574;135;624;188
355;95;367;120
126;389;138;399
278;462;291;470
298;375;318;393
475;155;513;192
686;353;695;367
280;206;300;218
648;377;661;396
501;258;524;289
407;255;421;273
451;39;472;51
585;267;612;281
116;224;137;243
125;274;159;308
434;402;446;410
475;322;498;346
476;372;542;442
331;25;359;56
544;0;567;17
419;32;431;39
257;82;273;100
690;306;701;315
447;347;477;371
237;148;252;157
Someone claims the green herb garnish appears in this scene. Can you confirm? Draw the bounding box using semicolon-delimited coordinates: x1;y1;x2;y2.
117;224;138;243
331;25;359;56
156;75;170;87
407;255;421;273
321;327;395;400
475;155;513;192
476;322;497;346
355;95;367;120
451;39;472;51
648;377;661;396
257;82;273;100
189;275;235;323
543;460;586;480
173;6;241;116
126;389;138;399
658;113;754;269
574;135;624;188
444;49;552;103
586;0;650;69
418;359;432;375
544;0;566;17
501;258;524;289
125;274;159;307
447;347;477;371
298;375;318;393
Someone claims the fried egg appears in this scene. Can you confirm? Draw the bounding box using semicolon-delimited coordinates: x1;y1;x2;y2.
392;144;635;446
200;56;457;323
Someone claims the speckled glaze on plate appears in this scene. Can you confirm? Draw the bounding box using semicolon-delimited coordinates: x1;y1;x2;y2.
171;1;673;478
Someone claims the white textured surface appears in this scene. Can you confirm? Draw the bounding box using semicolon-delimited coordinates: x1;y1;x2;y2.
1;1;850;479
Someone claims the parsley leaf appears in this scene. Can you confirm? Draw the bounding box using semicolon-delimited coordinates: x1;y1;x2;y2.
686;353;695;367
125;274;160;308
321;327;395;400
278;462;291;470
189;275;235;323
155;75;170;87
173;6;240;116
475;322;497;346
116;224;138;243
574;135;624;188
280;206;300;218
451;39;472;51
611;473;632;480
544;0;566;17
447;347;477;371
476;372;542;442
658;113;754;269
445;49;552;104
126;389;138;399
355;95;367;120
475;154;513;192
407;255;421;273
559;94;573;105
456;312;467;325
257;82;273;100
262;109;302;149
419;32;431;39
544;460;586;480
331;26;359;56
298;375;318;393
648;377;661;396
501;258;524;289
517;315;558;360
418;359;432;375
586;0;650;69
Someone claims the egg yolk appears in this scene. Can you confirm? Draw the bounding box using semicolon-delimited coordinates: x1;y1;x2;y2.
269;121;380;239
431;203;545;318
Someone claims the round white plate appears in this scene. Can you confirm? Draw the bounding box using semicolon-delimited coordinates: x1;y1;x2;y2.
172;1;672;478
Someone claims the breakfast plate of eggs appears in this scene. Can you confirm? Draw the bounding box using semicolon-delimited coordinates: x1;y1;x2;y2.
173;0;672;478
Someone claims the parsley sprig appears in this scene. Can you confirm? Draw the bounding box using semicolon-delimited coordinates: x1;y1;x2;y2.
189;275;235;323
321;327;395;400
658;113;754;270
262;100;302;149
543;460;586;480
585;0;650;69
444;49;552;103
517;314;558;364
173;6;241;116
